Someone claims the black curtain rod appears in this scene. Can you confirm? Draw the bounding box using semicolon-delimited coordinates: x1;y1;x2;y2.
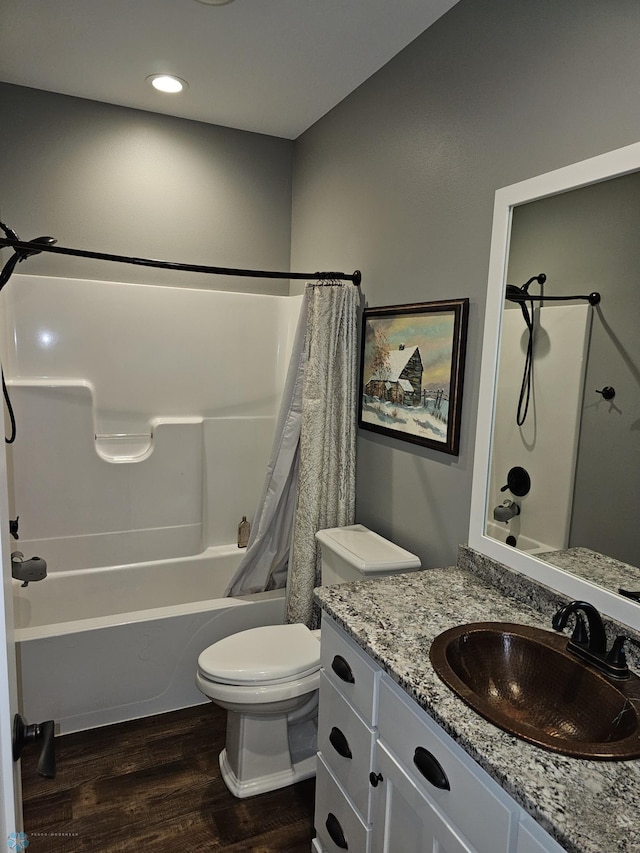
506;291;601;305
0;236;361;286
505;273;600;306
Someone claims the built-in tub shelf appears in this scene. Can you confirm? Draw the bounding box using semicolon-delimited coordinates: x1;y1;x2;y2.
94;432;154;462
93;417;204;462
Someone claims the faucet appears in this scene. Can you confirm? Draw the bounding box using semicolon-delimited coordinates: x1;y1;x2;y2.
493;499;520;522
552;600;632;679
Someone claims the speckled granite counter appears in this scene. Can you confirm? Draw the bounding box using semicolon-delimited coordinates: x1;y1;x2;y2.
314;546;640;853
539;547;640;603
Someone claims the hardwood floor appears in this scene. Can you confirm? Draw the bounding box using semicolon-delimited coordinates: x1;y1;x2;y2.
20;704;316;852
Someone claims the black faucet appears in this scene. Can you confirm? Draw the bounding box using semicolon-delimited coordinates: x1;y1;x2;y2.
552;600;631;679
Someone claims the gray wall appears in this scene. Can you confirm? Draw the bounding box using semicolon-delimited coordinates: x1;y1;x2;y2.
0;83;294;293
3;0;640;572
291;0;640;568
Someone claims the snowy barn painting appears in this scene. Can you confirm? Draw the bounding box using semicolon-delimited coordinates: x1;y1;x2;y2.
358;299;469;455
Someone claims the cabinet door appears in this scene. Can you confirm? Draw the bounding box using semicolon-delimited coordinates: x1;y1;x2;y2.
371;742;478;853
517;816;565;853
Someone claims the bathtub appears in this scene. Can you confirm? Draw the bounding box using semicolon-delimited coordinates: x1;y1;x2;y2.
485;521;557;555
14;545;285;734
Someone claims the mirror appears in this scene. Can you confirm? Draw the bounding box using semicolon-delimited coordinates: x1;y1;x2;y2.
469;141;640;631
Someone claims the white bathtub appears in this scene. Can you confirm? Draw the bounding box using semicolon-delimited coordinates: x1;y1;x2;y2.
14;545;285;734
485;521;556;555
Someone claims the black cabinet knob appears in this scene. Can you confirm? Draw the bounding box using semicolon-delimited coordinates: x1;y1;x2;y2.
369;771;383;787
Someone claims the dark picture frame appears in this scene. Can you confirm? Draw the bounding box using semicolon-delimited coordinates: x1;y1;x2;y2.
358;298;469;455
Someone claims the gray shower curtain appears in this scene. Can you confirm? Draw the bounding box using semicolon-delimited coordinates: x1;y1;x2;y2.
225;282;360;617
286;283;359;626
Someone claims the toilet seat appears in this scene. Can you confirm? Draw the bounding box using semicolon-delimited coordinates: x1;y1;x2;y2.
196;667;321;708
198;623;321;686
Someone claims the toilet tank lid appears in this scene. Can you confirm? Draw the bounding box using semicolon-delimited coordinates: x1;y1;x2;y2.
315;524;421;573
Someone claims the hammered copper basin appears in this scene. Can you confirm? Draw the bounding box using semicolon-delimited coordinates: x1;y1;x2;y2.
429;622;640;760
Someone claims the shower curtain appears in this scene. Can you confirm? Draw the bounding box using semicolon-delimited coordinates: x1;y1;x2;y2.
225;282;360;626
286;284;359;627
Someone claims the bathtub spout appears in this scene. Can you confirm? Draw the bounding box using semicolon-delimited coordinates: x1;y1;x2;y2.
11;551;47;587
493;499;521;523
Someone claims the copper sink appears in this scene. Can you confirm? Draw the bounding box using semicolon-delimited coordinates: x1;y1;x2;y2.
429;622;640;760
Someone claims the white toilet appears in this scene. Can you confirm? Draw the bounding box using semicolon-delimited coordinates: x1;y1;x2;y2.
196;524;421;798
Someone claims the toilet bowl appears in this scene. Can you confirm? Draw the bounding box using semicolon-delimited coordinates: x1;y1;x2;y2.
196;524;421;798
197;623;322;798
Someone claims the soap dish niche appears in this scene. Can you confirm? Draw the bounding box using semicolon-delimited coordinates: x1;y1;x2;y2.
94;432;154;463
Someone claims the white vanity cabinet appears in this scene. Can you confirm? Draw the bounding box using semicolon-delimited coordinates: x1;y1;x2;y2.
313;616;565;853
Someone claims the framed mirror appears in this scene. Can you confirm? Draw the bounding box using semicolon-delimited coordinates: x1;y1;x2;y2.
469;141;640;631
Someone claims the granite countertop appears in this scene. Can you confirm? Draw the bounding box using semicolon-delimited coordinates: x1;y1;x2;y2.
539;546;640;602
314;548;640;853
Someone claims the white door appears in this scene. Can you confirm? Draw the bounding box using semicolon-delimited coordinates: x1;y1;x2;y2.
0;440;22;843
372;743;476;853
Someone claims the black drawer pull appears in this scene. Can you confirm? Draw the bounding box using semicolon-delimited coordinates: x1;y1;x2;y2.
325;812;348;849
329;726;352;759
413;746;450;790
369;771;383;787
331;654;355;684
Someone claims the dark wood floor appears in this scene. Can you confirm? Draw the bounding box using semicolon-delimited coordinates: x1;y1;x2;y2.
21;704;316;852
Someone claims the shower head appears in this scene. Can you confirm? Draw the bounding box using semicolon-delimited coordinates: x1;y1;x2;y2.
504;273;547;333
18;235;57;258
0;230;57;292
505;284;525;302
505;274;547;303
0;222;57;258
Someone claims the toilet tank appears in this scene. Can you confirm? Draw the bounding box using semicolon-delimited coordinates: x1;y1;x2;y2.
315;524;421;586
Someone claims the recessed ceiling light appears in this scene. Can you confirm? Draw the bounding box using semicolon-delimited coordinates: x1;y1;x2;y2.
146;74;189;94
194;0;236;5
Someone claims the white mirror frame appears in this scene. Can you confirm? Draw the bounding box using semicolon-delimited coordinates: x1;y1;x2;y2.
469;140;640;631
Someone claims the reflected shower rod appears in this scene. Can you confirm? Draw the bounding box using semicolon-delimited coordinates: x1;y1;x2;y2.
505;273;600;305
505;290;601;305
0;233;362;287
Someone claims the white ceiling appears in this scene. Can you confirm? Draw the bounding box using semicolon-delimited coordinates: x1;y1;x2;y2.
0;0;459;139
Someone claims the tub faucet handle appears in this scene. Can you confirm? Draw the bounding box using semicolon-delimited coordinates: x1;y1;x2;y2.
12;713;56;778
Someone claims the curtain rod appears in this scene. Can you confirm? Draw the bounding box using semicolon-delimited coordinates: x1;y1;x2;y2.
0;235;362;286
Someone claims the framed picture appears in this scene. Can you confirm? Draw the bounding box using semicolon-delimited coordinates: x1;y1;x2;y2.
358;298;469;455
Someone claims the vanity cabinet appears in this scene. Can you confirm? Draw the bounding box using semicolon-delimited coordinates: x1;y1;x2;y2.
313;615;565;853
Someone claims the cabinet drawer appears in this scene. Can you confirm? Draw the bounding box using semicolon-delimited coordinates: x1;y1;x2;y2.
377;677;517;853
318;670;376;822
315;752;370;853
321;615;381;725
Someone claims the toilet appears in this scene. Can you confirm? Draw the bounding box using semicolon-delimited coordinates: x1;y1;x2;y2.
196;524;421;798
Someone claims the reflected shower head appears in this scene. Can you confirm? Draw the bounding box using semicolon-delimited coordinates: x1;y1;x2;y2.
505;274;547;303
505;284;524;302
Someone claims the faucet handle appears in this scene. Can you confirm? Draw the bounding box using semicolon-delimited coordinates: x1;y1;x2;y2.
607;635;640;669
618;589;640;602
